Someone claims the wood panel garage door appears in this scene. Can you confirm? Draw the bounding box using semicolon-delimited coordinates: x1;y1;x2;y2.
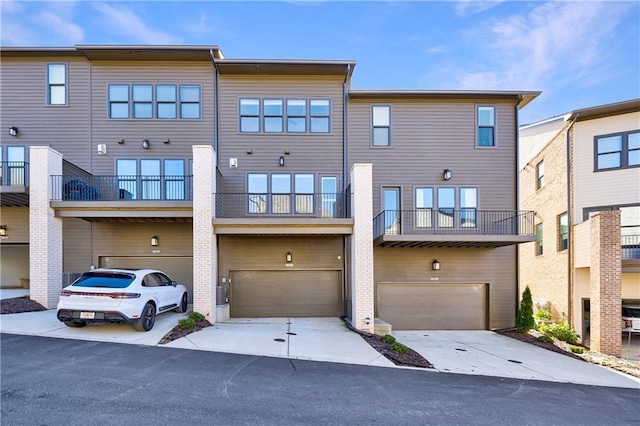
100;256;193;302
377;283;488;330
230;270;343;317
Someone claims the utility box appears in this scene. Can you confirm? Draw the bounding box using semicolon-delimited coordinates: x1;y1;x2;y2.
216;285;227;305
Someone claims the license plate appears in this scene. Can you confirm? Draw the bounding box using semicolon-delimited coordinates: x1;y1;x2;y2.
80;312;95;319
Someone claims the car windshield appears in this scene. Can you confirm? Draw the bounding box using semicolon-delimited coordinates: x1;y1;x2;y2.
72;272;135;289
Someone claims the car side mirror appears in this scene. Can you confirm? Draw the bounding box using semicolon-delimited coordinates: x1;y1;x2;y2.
171;281;177;287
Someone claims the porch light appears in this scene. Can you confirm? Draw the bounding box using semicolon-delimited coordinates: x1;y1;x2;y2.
142;139;150;149
432;259;441;271
443;169;452;181
150;236;159;247
279;156;285;167
285;252;292;263
9;127;18;137
0;226;7;237
364;317;371;325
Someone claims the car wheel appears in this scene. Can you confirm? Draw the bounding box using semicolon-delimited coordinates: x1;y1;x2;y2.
63;320;86;328
133;302;156;332
175;293;188;313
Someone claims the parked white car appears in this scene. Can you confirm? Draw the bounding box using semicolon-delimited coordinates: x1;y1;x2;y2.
57;269;188;332
622;304;640;333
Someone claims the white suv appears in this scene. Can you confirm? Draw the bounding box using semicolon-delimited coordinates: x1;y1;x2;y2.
622;304;640;333
57;268;188;331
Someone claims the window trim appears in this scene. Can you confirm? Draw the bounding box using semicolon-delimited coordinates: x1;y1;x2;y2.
371;105;391;148
46;63;68;106
558;212;568;252
594;130;640;171
536;160;545;190
476;105;496;148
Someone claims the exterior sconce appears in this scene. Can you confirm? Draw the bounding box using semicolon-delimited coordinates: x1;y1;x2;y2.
142;139;150;149
0;226;7;237
118;139;125;145
443;169;452;181
279;156;285;167
9;127;18;137
97;144;107;155
164;139;170;144
432;259;441;271
364;317;371;325
150;236;159;247
285;252;293;263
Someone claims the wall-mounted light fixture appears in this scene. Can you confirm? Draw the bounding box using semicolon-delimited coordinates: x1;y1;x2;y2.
118;139;125;145
246;149;253;155
364;317;371;325
0;225;7;237
97;144;107;155
285;252;293;263
164;139;170;144
443;169;452;181
142;139;150;149
9;127;18;137
150;236;159;247
284;150;290;155
432;259;441;271
279;156;285;167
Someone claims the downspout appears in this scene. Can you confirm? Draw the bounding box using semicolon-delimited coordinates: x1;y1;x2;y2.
515;97;522;320
210;49;219;166
342;64;351;319
565;113;578;328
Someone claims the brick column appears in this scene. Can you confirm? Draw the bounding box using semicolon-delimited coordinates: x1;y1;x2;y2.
589;210;621;356
29;146;63;309
192;145;217;322
350;163;374;333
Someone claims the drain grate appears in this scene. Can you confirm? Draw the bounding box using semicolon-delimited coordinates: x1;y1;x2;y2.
508;359;522;364
274;338;286;342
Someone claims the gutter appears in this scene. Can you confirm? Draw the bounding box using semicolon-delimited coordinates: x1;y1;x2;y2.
210;49;219;166
565;113;578;328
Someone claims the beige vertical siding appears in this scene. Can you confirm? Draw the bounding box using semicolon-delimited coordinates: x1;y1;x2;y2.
0;207;29;243
217;75;345;193
62;218;92;272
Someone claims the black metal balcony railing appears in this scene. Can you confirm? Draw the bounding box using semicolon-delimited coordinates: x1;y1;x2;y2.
374;209;535;238
0;161;29;186
215;193;349;218
51;175;193;201
622;234;640;259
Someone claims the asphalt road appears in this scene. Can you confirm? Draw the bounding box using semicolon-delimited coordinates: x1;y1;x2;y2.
1;334;638;426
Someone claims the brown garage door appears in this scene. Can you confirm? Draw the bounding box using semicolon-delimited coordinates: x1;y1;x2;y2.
99;256;193;302
377;283;488;330
230;270;343;317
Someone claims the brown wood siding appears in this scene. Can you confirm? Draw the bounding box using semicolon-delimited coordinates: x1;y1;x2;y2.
347;99;518;214
62;219;92;272
217;75;344;193
89;61;215;175
0;57;92;169
0;207;29;243
373;245;517;329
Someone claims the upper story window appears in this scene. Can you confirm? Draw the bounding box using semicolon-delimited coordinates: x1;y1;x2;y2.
133;85;153;119
595;130;640;171
180;86;201;119
415;187;434;227
536;223;543;255
108;84;200;120
116;158;187;200
47;63;67;105
536;160;545;189
109;85;130;118
558;212;568;251
372;106;391;147
156;85;177;119
0;145;27;186
477;106;495;147
239;97;331;134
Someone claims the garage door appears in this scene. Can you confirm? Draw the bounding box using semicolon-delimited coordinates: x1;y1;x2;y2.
377;283;487;330
100;256;193;302
230;270;343;317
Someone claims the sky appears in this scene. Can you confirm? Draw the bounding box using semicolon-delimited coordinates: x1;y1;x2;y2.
1;0;638;124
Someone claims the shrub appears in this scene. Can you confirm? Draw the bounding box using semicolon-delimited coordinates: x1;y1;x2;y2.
391;342;409;354
569;346;585;354
516;286;535;333
534;309;552;321
381;334;396;344
188;312;206;322
538;322;579;345
536;334;554;344
178;318;196;330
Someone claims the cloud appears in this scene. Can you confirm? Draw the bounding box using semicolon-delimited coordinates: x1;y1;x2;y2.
456;0;506;17
0;21;36;45
1;0;23;14
34;10;85;43
91;2;182;44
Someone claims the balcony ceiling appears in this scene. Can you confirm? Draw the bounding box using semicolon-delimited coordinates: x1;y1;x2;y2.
374;234;536;248
0;187;29;207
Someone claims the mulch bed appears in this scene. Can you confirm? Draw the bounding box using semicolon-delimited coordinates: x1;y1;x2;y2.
158;320;213;345
1;296;47;314
494;328;585;361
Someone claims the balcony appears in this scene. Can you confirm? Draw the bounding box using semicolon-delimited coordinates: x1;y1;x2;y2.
213;192;353;235
622;234;640;260
0;161;29;206
49;175;193;222
373;209;536;248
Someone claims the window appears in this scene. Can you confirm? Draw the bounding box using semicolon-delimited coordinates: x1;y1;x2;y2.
595;131;640;170
460;188;477;227
240;99;260;132
1;146;26;186
132;85;153;119
47;64;66;105
271;174;291;214
558;213;568;251
180;85;201;119
248;173;268;213
321;176;338;218
263;99;283;133
156;85;177;119
140;160;161;200
415;187;433;228
310;99;330;133
536;223;543;256
477;106;495;147
116;159;187;200
294;174;314;214
536;160;545;189
116;159;137;198
165;160;186;200
287;99;307;132
383;187;400;233
109;85;130;118
438;187;455;227
372;106;391;147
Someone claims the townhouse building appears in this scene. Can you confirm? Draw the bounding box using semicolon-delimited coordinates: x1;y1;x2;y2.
519;99;640;355
0;45;538;333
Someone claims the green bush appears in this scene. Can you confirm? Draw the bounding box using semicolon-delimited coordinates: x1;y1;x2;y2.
516;286;535;333
534;309;552;321
536;334;554;344
569;346;585;354
391;342;409;354
178;318;196;330
380;334;396;344
188;312;206;322
538;322;579;345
